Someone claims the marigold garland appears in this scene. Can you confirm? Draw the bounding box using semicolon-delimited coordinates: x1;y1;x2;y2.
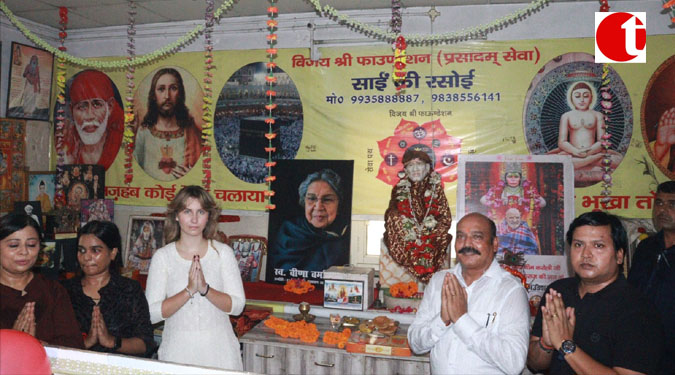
283;279;316;294
323;328;351;349
264;0;279;210
389;281;418;298
264;316;320;343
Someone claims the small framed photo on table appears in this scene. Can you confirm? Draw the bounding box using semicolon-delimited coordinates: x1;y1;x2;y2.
125;215;165;274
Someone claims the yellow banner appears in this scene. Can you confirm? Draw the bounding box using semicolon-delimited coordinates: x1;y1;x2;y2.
56;35;674;218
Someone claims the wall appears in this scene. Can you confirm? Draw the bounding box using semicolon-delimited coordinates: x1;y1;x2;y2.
1;1;671;273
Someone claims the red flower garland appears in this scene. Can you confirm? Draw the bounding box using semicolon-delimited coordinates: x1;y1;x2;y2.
265;1;278;210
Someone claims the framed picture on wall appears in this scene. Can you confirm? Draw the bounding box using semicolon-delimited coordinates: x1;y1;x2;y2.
6;42;54;121
28;171;56;214
125;215;165;274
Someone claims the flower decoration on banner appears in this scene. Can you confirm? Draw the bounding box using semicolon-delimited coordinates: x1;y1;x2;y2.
201;0;216;191
54;7;68;205
265;0;279;211
122;0;137;185
598;1;613;202
664;0;675;26
377;119;462;186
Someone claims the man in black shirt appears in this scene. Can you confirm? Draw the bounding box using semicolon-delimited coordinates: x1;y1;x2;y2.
527;211;663;375
628;181;675;375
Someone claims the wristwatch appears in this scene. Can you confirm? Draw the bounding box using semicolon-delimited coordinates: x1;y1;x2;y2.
560;340;577;355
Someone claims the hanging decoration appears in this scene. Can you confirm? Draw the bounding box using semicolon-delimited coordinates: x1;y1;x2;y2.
0;0;236;69
122;1;137;185
390;0;407;92
307;0;550;46
664;0;675;26
54;6;68;206
0;0;550;68
202;0;216;191
264;0;279;211
598;0;613;203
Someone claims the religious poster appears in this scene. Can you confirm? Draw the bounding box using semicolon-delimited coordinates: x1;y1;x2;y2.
55;164;105;210
457;154;575;314
53;35;672;220
28;171;56;214
56;69;125;171
6;42;54;121
215;62;302;184
131;66;204;181
13;200;42;227
80;199;114;225
641;54;675;181
0;118;27;212
125;215;165;273
266;159;354;285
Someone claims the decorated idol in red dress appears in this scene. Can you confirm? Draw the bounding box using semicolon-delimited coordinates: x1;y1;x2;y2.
383;149;453;283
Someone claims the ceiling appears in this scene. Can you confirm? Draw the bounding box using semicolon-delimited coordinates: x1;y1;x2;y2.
4;0;606;31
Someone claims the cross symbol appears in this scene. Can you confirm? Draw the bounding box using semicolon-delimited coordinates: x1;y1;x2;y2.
427;6;440;22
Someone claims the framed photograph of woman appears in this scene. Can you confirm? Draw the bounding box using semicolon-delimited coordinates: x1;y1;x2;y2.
6;42;54;121
125;215;165;274
28;171;56;214
266;160;354;285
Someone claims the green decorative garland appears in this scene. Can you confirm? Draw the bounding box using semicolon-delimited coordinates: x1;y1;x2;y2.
1;0;551;68
308;0;550;45
0;0;235;68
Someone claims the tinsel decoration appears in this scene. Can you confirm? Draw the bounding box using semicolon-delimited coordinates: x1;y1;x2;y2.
265;1;278;211
202;0;216;191
664;0;675;25
54;7;68;207
599;1;613;203
122;1;137;185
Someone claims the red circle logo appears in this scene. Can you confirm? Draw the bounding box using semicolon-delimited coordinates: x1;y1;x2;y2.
596;13;646;62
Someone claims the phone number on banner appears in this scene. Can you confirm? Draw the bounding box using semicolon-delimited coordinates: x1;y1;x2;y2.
349;94;421;104
432;92;501;102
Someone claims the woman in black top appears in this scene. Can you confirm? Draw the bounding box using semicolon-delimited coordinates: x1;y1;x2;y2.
62;221;154;356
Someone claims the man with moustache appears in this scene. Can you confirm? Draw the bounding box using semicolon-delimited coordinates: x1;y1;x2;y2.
528;211;663;375
408;213;530;374
133;68;202;181
497;207;539;256
64;70;124;170
628;181;675;375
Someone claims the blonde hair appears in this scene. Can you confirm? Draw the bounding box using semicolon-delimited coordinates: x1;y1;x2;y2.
164;185;220;243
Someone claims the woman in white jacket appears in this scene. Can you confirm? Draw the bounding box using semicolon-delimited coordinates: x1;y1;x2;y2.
145;185;245;370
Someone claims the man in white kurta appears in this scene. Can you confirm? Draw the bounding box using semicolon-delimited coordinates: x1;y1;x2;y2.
408;213;530;374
